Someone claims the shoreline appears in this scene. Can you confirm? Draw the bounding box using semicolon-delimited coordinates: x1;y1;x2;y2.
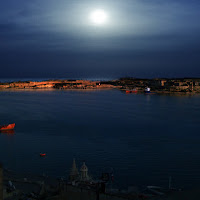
0;78;200;94
0;88;198;96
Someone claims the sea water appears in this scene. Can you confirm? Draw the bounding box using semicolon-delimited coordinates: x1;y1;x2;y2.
0;89;200;189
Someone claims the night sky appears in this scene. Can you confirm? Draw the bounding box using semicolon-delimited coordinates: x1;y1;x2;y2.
0;0;200;79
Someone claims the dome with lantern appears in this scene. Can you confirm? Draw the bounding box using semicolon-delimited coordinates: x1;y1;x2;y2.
80;162;88;172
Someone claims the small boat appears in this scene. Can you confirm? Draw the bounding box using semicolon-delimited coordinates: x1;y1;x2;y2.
126;89;137;94
0;123;15;131
144;87;151;93
40;153;46;157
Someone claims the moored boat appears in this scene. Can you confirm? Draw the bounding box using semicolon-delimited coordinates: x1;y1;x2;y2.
0;123;15;130
126;89;137;94
144;87;151;93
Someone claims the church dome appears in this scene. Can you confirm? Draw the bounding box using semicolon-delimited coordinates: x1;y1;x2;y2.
80;162;88;172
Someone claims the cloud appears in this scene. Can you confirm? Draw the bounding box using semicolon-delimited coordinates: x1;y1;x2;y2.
0;0;200;79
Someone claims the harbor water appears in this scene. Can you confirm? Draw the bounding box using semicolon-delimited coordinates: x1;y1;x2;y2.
0;89;200;188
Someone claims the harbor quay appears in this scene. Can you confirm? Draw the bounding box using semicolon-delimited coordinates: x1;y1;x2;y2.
0;161;200;200
1;78;200;94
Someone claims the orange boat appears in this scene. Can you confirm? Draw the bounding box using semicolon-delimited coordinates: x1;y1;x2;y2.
126;90;137;94
0;123;15;131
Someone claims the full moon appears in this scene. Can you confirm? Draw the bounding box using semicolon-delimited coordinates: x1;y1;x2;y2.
89;9;108;25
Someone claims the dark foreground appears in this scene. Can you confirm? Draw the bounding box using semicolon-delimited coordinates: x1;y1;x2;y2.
1;166;200;200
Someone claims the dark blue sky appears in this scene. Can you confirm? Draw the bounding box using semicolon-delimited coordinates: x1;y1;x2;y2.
0;0;200;79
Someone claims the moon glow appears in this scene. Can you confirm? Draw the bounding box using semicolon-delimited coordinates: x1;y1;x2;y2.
90;9;108;25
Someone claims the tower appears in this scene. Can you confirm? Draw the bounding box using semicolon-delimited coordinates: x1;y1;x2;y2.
80;162;89;181
69;159;79;181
